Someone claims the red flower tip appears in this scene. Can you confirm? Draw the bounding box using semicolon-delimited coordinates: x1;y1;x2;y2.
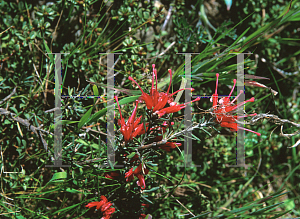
169;88;195;97
129;76;147;95
215;74;219;95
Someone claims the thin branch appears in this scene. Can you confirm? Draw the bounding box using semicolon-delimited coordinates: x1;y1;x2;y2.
0;87;17;105
50;7;64;51
0;108;53;160
248;113;300;148
0;26;12;35
161;5;173;32
76;158;103;165
168;120;212;140
249;113;300;128
137;139;167;151
288;138;300;148
45;107;60;113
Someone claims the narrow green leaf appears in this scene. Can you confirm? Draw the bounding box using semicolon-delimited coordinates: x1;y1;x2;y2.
9;106;18;114
44;41;54;65
189;211;212;219
268;209;292;219
76;139;100;150
65;188;82;194
127;152;136;159
78;106;93;129
88;95;139;124
76;139;89;146
92;84;99;96
143;186;160;193
49;172;67;182
52;202;82;214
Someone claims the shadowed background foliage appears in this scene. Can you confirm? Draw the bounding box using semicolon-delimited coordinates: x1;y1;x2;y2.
0;0;299;218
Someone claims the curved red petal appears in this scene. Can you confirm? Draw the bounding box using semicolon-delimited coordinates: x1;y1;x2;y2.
101;202;112;212
136;173;146;189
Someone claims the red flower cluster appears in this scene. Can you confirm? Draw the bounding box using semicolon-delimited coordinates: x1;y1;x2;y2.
211;73;261;136
125;163;149;190
85;195;115;219
116;64;200;192
116;64;199;146
115;96;145;143
129;64;200;117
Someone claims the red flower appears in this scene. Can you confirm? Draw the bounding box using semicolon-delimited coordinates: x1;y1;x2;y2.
211;73;261;136
139;214;147;219
141;203;150;208
155;97;200;117
159;142;182;152
102;207;115;219
115;96;145;142
86;195;115;219
85;195;108;210
129;64;194;112
125;163;149;190
125;168;135;182
104;171;120;180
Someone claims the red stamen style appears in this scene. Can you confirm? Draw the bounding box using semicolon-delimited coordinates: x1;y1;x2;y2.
211;74;260;136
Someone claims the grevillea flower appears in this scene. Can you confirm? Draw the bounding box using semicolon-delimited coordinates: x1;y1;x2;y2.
104;171;120;180
159;142;182;152
129;64;195;112
125;163;149;190
211;73;261;136
85;195;115;219
115;96;145;142
155;97;200;117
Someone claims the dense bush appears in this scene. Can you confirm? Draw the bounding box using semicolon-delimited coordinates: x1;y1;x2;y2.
0;0;299;218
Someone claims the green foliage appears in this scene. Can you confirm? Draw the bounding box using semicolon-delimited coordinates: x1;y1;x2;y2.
1;0;300;218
